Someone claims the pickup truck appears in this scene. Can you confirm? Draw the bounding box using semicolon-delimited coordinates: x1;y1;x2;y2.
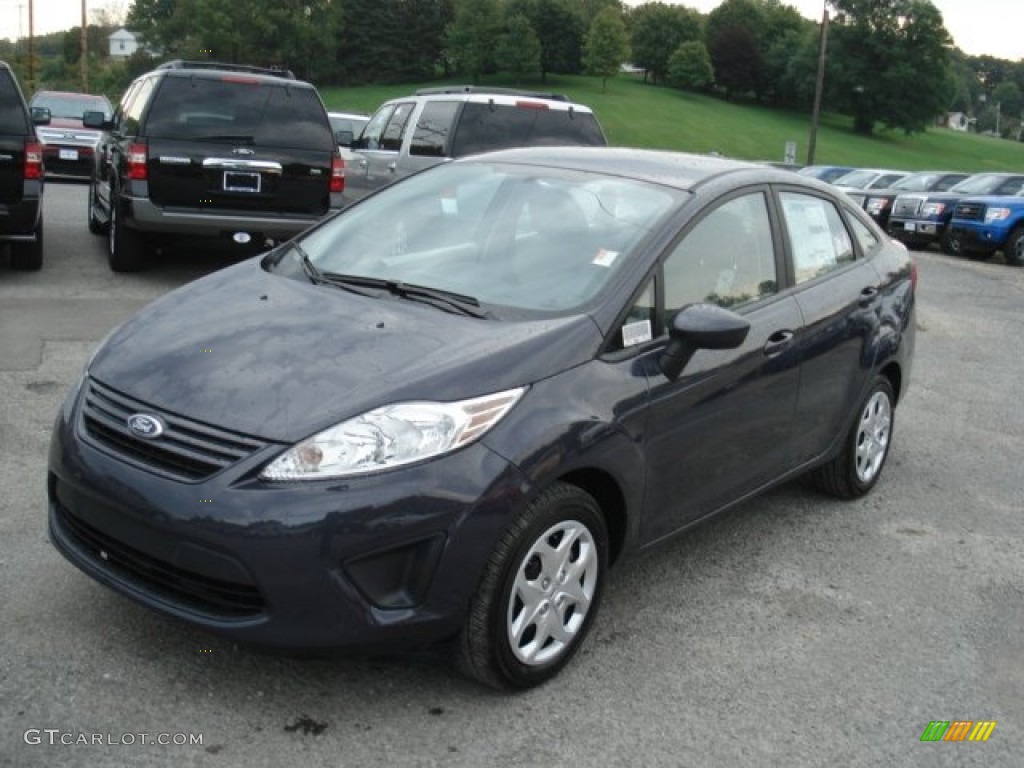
888;172;1024;254
948;194;1024;266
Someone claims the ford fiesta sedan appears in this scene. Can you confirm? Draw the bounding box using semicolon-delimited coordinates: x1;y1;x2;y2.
48;147;916;689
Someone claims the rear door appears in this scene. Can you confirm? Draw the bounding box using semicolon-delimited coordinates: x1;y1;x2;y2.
142;76;335;215
0;70;30;206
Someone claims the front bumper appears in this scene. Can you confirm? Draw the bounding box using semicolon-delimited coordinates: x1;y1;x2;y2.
40;143;96;179
47;376;531;651
947;222;1008;253
887;217;943;244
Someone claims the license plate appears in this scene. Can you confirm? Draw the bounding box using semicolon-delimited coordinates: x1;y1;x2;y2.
223;171;260;193
59;149;78;161
903;222;915;232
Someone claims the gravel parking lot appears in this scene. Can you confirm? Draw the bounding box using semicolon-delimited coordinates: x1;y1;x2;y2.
2;181;1022;767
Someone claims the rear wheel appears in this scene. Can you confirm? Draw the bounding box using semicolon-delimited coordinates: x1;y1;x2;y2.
812;376;895;500
87;181;108;236
108;193;146;272
457;482;607;690
1005;226;1024;267
11;217;43;271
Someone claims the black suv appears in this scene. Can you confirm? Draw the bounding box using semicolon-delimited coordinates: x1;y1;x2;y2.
344;86;606;203
0;61;49;271
85;61;344;271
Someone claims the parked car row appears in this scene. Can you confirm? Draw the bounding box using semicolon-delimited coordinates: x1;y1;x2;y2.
803;162;1024;265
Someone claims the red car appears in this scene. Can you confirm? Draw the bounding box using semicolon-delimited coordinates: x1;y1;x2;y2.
30;90;112;179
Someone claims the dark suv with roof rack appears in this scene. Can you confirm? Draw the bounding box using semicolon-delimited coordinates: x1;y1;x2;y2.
343;85;606;203
84;60;344;271
0;60;50;271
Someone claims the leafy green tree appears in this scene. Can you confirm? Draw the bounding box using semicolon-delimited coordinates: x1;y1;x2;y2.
495;15;542;83
515;0;586;79
629;2;703;85
445;0;503;82
827;0;952;135
666;40;713;91
706;0;765;99
583;7;630;91
991;81;1022;124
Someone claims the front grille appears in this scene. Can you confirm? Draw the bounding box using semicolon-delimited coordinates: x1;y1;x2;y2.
56;501;265;618
892;196;923;217
80;378;268;482
953;201;984;221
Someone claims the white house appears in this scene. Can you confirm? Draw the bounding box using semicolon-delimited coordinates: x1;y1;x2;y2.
108;29;139;58
945;112;971;132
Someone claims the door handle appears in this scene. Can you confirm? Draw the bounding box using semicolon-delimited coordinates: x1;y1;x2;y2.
358;159;367;168
858;286;880;307
387;162;397;172
763;330;795;357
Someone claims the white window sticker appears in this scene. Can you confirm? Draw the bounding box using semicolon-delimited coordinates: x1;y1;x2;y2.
622;319;653;348
592;249;619;267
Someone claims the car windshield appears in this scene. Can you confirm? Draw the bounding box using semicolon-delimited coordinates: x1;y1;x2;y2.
30;92;111;120
281;161;682;317
889;174;939;191
950;174;1013;195
833;170;881;188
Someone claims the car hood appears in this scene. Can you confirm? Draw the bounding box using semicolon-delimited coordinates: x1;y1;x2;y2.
89;259;602;442
46;117;87;129
952;195;1022;205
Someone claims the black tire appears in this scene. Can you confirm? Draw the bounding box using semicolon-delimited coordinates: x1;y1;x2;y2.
108;193;146;272
11;217;43;271
1005;226;1024;267
87;181;108;236
939;228;962;256
812;375;896;500
457;482;608;690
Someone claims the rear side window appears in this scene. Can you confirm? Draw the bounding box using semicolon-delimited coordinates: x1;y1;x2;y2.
780;192;855;283
0;72;29;134
410;101;459;157
143;77;333;151
451;103;606;157
380;102;414;151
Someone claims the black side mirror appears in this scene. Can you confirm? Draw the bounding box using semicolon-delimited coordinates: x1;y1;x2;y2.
659;303;751;380
30;106;51;125
335;129;354;147
82;110;109;130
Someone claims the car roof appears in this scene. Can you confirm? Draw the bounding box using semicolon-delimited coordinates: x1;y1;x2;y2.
459;146;796;191
385;89;595;113
328;111;369;119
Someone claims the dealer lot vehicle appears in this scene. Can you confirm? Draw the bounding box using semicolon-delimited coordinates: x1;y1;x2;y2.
85;60;344;272
0;60;49;271
861;171;968;229
798;165;855;184
343;86;606;203
48;147;915;689
888;172;1024;254
30;90;112;179
948;194;1024;265
832;168;909;207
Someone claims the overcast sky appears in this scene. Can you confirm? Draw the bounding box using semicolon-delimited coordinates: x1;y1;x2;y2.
0;0;1020;62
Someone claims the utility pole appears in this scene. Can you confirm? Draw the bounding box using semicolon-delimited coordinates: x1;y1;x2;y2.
28;0;35;92
807;6;830;166
81;0;89;92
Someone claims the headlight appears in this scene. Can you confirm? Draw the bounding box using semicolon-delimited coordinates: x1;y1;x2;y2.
921;202;945;217
866;197;890;213
984;207;1010;223
260;387;526;480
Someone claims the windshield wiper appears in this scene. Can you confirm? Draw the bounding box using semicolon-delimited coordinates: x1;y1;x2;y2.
307;273;490;318
292;245;377;297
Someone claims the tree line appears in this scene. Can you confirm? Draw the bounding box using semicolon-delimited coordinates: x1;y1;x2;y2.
3;0;1022;139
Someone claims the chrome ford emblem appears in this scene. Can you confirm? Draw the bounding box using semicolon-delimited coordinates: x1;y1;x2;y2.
127;413;165;439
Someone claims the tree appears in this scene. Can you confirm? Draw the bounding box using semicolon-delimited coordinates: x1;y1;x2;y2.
445;0;503;82
532;0;586;79
495;15;542;83
583;7;630;91
706;0;765;99
827;0;952;135
991;81;1022;125
666;40;713;91
629;2;703;85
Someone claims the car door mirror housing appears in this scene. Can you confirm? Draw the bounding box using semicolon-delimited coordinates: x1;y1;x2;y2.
82;110;110;129
30;106;51;125
335;129;354;147
659;303;751;380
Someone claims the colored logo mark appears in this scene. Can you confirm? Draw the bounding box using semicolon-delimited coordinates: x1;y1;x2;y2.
920;720;996;742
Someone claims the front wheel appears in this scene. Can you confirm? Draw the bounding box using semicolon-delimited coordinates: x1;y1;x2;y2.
457;483;608;690
812;376;895;500
940;228;962;256
1005;226;1024;267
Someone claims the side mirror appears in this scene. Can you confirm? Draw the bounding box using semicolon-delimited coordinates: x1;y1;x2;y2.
82;110;109;130
334;129;354;147
658;303;751;380
30;106;51;125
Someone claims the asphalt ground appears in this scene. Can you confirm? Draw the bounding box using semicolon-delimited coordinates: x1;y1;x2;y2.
1;181;1021;767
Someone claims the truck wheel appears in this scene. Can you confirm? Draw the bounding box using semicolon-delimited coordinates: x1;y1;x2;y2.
11;217;43;271
108;193;147;272
940;228;962;256
1005;226;1024;267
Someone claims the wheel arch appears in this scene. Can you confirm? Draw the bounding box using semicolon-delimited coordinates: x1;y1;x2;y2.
879;361;903;404
556;467;628;567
